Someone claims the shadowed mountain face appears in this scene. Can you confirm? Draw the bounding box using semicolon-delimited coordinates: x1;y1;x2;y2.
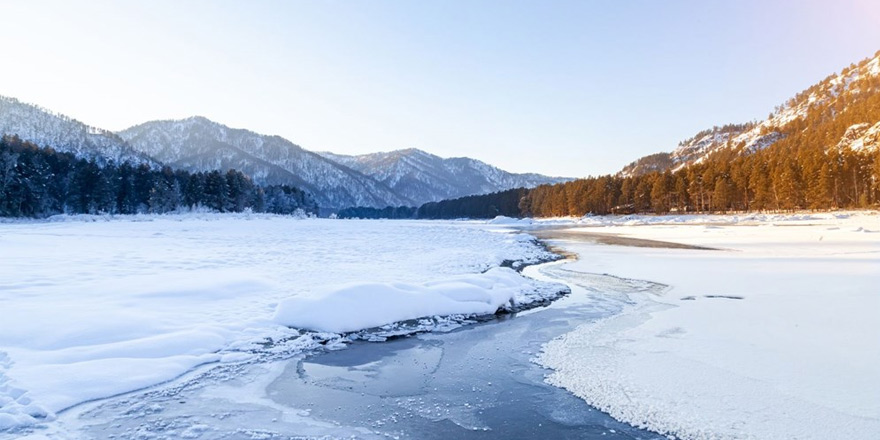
620;52;880;177
118;117;413;210
320;148;570;204
0;96;156;166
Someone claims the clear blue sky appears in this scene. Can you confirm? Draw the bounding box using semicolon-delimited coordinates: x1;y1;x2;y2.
2;0;879;177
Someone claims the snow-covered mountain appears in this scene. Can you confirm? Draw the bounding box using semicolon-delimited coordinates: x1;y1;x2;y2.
118;117;413;210
0;96;155;165
120;118;569;209
319;148;570;204
620;51;880;177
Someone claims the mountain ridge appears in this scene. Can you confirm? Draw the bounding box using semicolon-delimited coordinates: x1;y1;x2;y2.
118;117;413;210
0;96;157;166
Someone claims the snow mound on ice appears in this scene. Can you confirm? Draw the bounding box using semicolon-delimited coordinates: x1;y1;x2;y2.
274;267;528;333
487;215;534;225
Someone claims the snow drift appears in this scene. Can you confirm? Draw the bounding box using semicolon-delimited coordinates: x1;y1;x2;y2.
274;267;525;333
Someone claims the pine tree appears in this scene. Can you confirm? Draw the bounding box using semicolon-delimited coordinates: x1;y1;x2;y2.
712;178;732;212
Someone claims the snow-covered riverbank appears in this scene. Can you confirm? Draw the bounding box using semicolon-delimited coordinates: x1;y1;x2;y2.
0;215;560;435
3;211;877;438
534;211;880;439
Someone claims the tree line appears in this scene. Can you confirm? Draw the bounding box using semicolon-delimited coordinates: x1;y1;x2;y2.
519;145;878;217
340;139;879;220
0;135;317;218
337;188;527;219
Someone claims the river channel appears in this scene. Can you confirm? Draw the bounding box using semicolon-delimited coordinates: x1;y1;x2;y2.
57;235;665;440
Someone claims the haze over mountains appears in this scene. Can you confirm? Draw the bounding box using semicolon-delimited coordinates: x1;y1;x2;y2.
0;98;566;210
620;52;880;177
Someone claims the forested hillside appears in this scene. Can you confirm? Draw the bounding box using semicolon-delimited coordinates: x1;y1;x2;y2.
0;96;155;166
520;52;880;216
1;96;563;213
0;135;316;218
621;52;880;177
119;117;413;210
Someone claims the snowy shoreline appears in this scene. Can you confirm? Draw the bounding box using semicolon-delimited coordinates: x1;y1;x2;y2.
532;211;880;440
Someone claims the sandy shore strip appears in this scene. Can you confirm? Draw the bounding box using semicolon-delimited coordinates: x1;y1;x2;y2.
531;227;718;250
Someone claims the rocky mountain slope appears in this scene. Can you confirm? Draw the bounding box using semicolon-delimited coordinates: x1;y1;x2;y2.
320;148;569;204
0;96;154;165
621;51;880;177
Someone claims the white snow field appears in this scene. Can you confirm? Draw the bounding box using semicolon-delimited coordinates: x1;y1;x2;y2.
535;211;880;440
0;214;557;434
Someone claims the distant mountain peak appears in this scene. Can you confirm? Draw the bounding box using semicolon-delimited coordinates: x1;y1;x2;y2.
394;147;426;155
183;115;212;123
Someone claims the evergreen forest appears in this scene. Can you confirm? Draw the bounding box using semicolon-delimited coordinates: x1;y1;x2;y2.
0;135;316;218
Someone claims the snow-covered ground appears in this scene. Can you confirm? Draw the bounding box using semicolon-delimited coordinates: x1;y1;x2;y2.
534;211;880;439
0;214;558;435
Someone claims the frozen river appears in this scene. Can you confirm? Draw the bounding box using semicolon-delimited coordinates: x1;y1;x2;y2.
51;256;663;439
